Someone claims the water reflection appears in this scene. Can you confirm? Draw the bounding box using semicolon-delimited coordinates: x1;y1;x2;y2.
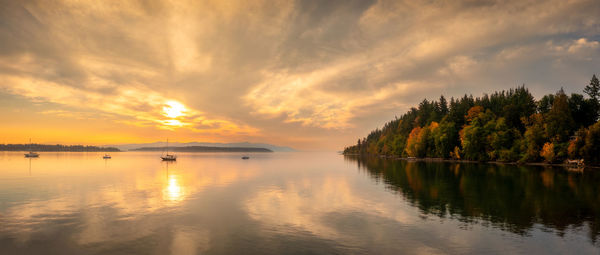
1;152;599;254
0;152;258;250
164;163;185;202
346;155;600;242
245;176;416;247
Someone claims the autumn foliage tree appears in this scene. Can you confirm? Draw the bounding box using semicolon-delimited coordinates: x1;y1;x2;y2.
405;126;423;157
343;76;600;165
540;142;555;163
582;121;600;165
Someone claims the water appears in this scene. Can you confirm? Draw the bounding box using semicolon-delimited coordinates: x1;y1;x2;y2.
0;151;599;254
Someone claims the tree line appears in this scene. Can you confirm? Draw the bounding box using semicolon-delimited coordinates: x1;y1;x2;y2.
0;144;120;152
344;75;600;165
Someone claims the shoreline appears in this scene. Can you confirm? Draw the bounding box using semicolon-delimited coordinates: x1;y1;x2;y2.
0;150;275;153
0;150;120;152
343;153;599;169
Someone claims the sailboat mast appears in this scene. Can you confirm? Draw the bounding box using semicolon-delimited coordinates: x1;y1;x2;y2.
160;138;176;161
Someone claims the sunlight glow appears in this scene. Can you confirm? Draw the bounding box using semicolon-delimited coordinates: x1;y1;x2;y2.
163;101;187;118
161;119;185;127
164;174;183;202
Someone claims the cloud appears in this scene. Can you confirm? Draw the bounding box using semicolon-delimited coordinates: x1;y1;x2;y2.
0;0;258;136
568;38;599;52
244;0;600;130
0;0;599;149
0;71;255;134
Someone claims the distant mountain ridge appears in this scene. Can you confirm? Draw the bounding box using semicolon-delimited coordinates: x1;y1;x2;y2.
131;146;272;152
107;142;296;152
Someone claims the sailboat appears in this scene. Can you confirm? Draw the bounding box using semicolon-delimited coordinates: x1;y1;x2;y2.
103;154;112;159
24;139;39;158
161;139;177;161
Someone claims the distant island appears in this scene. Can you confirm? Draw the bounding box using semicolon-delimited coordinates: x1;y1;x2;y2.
0;144;120;152
130;146;273;152
107;142;295;152
344;75;600;166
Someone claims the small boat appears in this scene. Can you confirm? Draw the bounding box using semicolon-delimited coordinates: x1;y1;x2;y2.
24;139;39;158
103;154;111;159
241;156;250;160
161;154;177;161
25;151;39;158
161;139;177;161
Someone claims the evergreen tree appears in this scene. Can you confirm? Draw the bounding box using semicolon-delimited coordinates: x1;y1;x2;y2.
438;95;449;115
568;93;597;128
583;74;600;121
343;82;600;165
584;74;600;101
433;119;457;158
545;89;574;143
538;94;554;114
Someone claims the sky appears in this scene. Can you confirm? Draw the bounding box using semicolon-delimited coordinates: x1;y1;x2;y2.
0;0;599;150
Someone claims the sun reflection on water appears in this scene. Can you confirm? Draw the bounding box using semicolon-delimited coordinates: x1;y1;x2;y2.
0;152;262;246
164;172;185;202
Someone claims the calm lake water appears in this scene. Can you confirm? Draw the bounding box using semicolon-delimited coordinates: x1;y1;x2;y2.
0;151;599;254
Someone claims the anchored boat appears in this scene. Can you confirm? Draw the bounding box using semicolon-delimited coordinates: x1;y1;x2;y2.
161;139;177;161
24;139;39;158
24;151;39;158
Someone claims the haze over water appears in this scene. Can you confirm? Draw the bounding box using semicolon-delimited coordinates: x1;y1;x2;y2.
0;152;598;254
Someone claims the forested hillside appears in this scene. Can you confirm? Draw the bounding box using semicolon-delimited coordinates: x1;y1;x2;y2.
344;75;600;165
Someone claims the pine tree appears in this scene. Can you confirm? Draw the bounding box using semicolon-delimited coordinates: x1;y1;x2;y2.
584;74;600;101
439;95;449;115
545;89;574;142
584;75;600;121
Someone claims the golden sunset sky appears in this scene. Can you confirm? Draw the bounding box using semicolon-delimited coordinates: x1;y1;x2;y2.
0;0;599;150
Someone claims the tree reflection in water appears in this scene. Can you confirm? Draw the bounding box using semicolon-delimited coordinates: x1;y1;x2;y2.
346;155;600;243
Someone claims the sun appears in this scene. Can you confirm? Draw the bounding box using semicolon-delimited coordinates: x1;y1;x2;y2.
163;101;187;118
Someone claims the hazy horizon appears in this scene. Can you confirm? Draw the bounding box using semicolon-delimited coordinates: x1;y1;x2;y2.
1;0;599;150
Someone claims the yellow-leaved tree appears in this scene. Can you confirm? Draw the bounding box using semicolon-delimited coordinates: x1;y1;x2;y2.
405;127;422;157
540;142;555;163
